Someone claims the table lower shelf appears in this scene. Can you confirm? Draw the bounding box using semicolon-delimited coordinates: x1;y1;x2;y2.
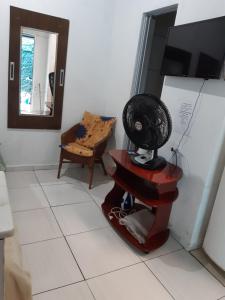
101;201;170;253
107;167;179;206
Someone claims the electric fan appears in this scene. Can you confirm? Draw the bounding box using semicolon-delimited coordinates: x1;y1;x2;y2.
123;93;172;170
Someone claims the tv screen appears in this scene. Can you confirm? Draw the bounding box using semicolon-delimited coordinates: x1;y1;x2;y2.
161;16;225;79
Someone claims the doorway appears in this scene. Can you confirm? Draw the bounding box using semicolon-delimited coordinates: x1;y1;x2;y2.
131;5;177;98
124;5;177;150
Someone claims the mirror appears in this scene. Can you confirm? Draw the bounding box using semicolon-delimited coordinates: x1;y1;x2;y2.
8;6;69;129
20;27;58;116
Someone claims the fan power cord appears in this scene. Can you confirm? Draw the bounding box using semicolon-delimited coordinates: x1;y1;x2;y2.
170;147;178;167
176;79;207;151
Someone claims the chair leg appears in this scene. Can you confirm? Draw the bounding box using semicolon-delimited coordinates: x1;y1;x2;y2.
88;164;94;189
100;158;107;175
57;153;63;179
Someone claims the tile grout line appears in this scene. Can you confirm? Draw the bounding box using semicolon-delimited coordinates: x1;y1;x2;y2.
140;247;184;263
148;247;184;261
84;181;188;265
33;169;101;297
34;167;89;187
33;169;112;240
19;225;111;247
32;279;85;297
19;236;63;247
50;207;145;288
37;173;99;207
7;185;42;190
35;170;180;267
31;171;98;298
13;207;52;215
12;199;94;213
168;234;185;250
85;190;106;211
81;180;113;209
190;251;225;288
11;196;97;214
62;225;110;238
40;181;84;187
143;247;225;300
47;200;93;208
13;171;109;244
16;171;85;296
85;261;143;281
9;169;139;298
51;204;100;298
85;281;98;300
88;289;97;300
20;170;184;299
33;170;87;280
33;169;151;296
33;171;52;207
51;207;86;279
12;206;50;214
144;261;176;300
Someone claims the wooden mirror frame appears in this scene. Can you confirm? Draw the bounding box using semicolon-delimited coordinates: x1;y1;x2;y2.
8;6;69;129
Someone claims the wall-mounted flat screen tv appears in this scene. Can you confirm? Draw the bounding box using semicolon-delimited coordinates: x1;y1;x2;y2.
161;16;225;79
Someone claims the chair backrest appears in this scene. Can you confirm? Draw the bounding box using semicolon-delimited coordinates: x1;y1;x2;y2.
75;111;116;149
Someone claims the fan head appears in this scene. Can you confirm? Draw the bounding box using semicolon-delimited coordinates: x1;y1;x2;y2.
123;94;172;150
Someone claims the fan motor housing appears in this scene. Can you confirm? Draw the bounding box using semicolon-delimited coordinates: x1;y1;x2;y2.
134;121;143;131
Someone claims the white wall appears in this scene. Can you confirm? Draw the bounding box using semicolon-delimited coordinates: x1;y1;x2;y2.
103;0;225;249
104;0;179;147
163;1;225;249
1;0;225;249
0;0;114;167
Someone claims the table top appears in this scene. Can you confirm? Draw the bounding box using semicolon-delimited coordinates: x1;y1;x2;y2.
0;172;14;239
109;150;182;187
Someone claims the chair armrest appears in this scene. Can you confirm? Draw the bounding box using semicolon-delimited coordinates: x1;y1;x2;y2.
61;123;80;145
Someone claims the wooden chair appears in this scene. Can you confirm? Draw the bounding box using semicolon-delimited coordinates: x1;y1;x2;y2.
57;112;115;189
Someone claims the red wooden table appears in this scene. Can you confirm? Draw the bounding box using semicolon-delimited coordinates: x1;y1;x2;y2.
102;149;183;253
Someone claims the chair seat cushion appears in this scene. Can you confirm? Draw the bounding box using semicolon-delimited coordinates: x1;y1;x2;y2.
75;111;116;149
63;142;93;157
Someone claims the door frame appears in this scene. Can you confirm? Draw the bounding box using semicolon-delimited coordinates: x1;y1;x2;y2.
124;4;178;150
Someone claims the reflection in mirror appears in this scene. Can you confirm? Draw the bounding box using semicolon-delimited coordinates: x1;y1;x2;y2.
19;27;58;116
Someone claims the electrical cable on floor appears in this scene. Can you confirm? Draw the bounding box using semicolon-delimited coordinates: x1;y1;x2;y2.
108;207;137;220
108;207;128;220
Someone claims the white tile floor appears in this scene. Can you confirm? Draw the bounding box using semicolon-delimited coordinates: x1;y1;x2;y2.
6;167;225;299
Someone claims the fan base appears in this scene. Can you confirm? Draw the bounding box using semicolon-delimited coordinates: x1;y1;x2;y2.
130;154;167;170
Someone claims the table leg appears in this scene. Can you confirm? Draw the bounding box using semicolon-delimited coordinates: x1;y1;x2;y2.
143;203;172;251
148;203;173;238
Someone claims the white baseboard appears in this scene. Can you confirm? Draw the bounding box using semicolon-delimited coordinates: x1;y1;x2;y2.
6;165;35;171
